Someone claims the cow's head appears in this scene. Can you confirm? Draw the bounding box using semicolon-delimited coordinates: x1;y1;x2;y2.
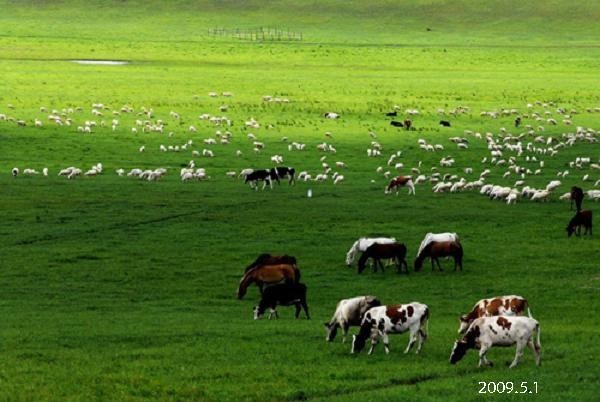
351;334;366;353
449;340;469;364
324;322;338;342
351;319;373;353
458;315;470;334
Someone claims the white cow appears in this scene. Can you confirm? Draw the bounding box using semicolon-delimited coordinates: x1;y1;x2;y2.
351;303;429;355
450;316;541;368
346;237;396;266
324;296;382;343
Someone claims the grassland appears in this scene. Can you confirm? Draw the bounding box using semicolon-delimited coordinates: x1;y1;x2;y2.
0;1;599;401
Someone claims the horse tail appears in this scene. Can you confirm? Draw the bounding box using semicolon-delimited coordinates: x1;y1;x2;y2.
237;272;252;299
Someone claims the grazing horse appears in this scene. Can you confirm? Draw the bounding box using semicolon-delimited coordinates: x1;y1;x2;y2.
358;243;408;274
237;264;299;299
416;232;459;258
244;254;298;273
385;175;415;195
414;240;463;272
570;186;584;212
345;237;396;266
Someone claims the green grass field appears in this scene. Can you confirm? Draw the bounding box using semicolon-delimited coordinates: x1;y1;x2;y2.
1;1;599;401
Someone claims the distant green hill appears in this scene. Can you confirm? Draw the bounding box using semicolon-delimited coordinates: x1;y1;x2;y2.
1;0;599;45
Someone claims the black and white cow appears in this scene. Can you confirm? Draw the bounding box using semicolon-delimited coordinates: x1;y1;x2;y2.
253;282;309;320
351;303;429;355
273;166;295;185
439;120;451;127
244;168;278;190
324;296;381;343
449;316;541;368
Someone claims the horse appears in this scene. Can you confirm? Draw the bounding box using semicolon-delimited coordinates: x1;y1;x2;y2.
416;232;459;258
566;210;592;237
345;237;396;266
357;243;408;274
570;186;584;212
414;240;463;272
237;264;300;299
244;254;297;273
385;175;415;195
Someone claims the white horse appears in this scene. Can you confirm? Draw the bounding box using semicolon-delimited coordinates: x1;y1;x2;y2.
346;237;396;266
416;232;460;259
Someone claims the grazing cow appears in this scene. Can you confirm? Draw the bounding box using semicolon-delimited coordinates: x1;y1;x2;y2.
325;296;382;342
357;243;408;274
351;303;429;355
253;283;309;320
324;112;339;119
570;186;584;212
458;295;532;334
514;117;521;128
273;166;295;185
385;175;415;195
390;121;404;128
449;316;541;368
403;119;412;130
244;168;277;190
385;111;397;117
566;210;593;237
439;120;451;127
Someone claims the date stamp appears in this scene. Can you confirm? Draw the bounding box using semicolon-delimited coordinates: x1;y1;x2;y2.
478;381;538;394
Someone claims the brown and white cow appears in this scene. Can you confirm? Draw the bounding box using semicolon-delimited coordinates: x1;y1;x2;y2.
458;295;531;334
385;175;415;195
449;316;541;368
351;303;429;355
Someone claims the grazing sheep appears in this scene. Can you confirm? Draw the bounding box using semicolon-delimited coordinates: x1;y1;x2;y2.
11;167;19;177
42;168;48;177
139;145;145;153
333;175;345;185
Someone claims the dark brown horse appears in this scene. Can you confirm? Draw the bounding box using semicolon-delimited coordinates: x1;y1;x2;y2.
570;186;584;212
414;240;463;272
244;254;297;273
237;264;300;299
357;243;408;274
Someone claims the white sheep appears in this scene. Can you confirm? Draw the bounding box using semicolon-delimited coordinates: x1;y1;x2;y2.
333;175;345;185
42;168;48;176
139;145;145;153
531;190;551;201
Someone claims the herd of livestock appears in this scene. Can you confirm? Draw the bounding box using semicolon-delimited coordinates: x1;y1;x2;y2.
238;234;541;369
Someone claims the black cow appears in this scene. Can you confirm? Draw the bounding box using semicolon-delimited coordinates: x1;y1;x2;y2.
566;210;593;237
245;169;278;190
253;283;310;319
385;111;397;117
274;166;295;185
515;117;522;128
439;120;451;127
390;121;404;127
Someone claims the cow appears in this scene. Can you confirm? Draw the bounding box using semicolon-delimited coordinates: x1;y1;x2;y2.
515;116;521;128
570;186;584;212
244;168;278;190
351;303;429;355
439;120;451;127
324;112;339;119
403;119;412;130
273;166;295;185
566;209;593;237
449;316;541;368
253;282;309;320
390;121;404;127
458;295;532;334
385;111;397;117
324;296;382;342
385;175;415;195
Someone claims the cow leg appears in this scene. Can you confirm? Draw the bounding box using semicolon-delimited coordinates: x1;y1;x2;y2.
368;336;379;355
381;333;391;354
342;322;350;343
509;341;526;368
404;328;418;353
527;338;542;366
268;308;278;319
478;344;492;367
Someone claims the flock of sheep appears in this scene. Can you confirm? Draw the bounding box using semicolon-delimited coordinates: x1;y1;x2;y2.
4;96;600;203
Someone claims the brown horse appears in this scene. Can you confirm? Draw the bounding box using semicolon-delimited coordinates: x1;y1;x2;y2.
357;243;408;274
414;240;463;272
244;253;297;273
237;264;300;299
